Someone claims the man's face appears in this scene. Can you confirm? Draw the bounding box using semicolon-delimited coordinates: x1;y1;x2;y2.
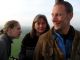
51;4;72;31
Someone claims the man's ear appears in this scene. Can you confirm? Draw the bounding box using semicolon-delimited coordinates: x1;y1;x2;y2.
68;12;73;20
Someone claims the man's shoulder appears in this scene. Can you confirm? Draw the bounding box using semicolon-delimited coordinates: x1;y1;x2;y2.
39;30;51;41
74;29;80;35
71;26;80;36
74;28;80;40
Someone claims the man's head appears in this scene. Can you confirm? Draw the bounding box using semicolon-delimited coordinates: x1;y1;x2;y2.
52;1;73;32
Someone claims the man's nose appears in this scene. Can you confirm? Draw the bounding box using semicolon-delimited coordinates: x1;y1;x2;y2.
39;24;43;27
52;16;58;22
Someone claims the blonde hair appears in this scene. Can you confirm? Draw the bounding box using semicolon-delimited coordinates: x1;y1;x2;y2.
3;20;19;33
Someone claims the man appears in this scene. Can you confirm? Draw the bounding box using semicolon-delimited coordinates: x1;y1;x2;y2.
34;0;80;60
0;20;21;60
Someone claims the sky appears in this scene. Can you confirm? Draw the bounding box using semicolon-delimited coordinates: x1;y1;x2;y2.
0;0;80;29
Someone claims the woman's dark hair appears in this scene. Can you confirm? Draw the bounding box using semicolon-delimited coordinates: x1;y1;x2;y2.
55;0;73;13
30;14;50;38
0;20;19;34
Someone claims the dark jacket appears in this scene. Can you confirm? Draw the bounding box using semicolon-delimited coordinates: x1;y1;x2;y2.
19;33;39;60
0;33;12;60
34;27;80;60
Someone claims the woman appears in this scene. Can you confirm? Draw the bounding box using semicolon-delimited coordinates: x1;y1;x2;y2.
19;14;50;60
0;20;21;60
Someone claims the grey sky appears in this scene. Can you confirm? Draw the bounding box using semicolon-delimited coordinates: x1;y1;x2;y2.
0;0;80;29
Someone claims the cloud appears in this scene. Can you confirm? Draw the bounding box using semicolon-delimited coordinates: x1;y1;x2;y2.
0;0;80;27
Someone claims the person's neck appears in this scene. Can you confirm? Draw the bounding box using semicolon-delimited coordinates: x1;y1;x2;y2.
57;26;70;35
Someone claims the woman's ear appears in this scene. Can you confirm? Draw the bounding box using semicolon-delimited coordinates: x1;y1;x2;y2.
7;28;12;33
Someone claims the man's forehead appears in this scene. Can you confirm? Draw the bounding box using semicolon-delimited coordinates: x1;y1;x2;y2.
52;5;66;12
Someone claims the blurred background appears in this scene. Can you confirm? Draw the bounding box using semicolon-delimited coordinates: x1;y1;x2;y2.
0;0;80;60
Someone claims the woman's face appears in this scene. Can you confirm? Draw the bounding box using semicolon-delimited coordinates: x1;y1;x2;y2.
34;18;47;34
9;23;21;38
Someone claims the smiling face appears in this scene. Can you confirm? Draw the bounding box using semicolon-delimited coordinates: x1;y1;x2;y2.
34;18;47;34
51;4;72;31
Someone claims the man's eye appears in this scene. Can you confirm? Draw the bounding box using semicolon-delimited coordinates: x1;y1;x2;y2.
58;14;63;16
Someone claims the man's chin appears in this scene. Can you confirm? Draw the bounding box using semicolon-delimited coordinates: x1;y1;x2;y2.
54;27;62;31
54;27;60;30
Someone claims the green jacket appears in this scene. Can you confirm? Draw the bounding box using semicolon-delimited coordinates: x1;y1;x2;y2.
34;28;80;60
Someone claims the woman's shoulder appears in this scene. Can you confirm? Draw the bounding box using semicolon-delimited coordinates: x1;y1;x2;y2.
0;34;7;45
25;32;30;36
22;32;32;42
24;32;31;39
0;34;7;40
